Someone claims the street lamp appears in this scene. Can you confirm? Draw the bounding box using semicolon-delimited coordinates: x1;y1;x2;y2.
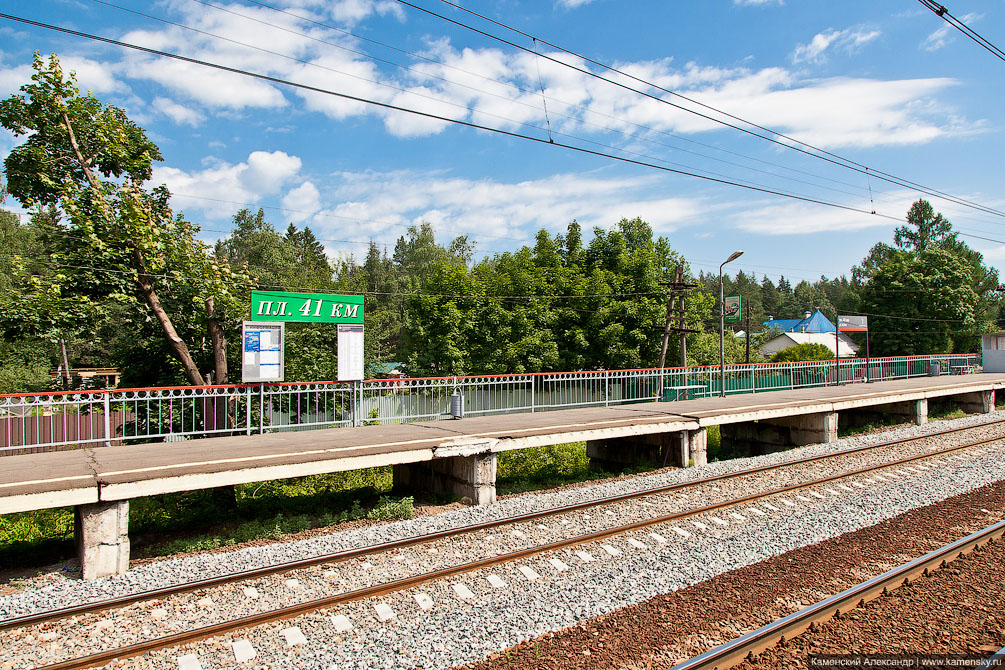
719;250;744;398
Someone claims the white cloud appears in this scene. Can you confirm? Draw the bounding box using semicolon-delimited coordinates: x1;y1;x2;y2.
282;181;321;222
329;0;404;23
556;0;599;9
153;150;303;218
8;3;973;151
922;12;981;51
0;62;32;98
300;169;706;257
153;97;205;126
791;27;881;64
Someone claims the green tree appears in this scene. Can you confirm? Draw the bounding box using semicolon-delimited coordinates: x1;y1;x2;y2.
0;53;250;386
858;199;997;355
860;248;982;355
894;199;955;252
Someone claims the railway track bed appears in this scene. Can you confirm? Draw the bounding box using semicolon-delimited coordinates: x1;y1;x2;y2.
5;412;1005;669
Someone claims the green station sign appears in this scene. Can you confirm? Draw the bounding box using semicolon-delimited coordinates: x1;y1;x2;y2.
250;291;364;324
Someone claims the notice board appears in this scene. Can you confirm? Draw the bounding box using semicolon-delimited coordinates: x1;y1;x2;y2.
242;321;285;382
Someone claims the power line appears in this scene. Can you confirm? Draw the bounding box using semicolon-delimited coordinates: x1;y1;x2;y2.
90;0;913;210
918;0;1005;63
0;13;908;225
396;0;1005;220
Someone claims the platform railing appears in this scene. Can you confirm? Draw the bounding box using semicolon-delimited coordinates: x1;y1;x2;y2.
0;353;982;454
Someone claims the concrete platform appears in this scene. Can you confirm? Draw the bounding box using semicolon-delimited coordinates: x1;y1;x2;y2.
3;373;1005;578
3;374;1004;516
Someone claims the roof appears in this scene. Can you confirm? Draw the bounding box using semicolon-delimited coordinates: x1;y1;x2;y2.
763;309;836;334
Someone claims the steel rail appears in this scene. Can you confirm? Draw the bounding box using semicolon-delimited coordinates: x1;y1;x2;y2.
32;430;1005;670
670;519;1005;670
5;417;1004;633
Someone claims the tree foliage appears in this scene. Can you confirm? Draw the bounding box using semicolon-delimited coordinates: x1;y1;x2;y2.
0;53;251;386
770;343;834;363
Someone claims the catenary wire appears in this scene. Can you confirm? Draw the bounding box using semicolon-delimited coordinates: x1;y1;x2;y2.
55;4;897;215
188;0;908;205
0;13;913;227
918;0;1005;62
419;0;1005;220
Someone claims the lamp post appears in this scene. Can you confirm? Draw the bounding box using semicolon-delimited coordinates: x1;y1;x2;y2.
719;250;744;398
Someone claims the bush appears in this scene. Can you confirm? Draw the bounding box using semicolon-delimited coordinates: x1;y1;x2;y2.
770;342;835;363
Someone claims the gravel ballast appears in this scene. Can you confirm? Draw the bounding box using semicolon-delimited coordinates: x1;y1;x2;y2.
3;411;1005;669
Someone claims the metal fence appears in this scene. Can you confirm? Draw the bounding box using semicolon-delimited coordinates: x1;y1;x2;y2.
0;353;982;455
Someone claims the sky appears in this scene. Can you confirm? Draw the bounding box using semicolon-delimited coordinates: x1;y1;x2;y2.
1;0;1004;287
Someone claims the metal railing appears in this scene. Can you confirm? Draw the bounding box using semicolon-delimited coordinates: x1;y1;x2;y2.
0;353;982;454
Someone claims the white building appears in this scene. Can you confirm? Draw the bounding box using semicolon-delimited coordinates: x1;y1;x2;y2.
760;331;860;359
981;332;1005;372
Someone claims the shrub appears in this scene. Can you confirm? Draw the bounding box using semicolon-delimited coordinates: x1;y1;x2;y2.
770;343;835;363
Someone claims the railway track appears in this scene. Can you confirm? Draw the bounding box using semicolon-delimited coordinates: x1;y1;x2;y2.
7;419;1001;670
6;417;1003;633
671;519;1005;670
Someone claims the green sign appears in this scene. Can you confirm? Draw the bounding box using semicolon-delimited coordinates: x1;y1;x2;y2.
250;291;364;323
724;295;742;323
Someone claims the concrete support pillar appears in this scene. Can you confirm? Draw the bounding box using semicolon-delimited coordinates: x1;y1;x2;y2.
688;428;708;467
587;430;705;470
720;411;838;455
957;390;993;414
885;399;929;425
762;411;838;446
393;453;497;505
75;500;130;580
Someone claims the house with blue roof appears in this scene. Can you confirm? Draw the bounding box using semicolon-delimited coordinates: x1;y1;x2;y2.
763;309;836;334
761;310;860;358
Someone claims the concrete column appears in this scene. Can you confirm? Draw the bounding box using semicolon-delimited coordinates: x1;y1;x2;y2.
762;411;838;446
957;390;993;414
720;411;838;455
75;500;130;580
688;428;708;467
393;453;497;505
883;399;929;426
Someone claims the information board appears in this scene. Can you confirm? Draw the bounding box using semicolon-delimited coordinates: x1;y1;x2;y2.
242;321;285;382
250;291;364;324
337;324;365;381
838;315;869;332
724;295;742;323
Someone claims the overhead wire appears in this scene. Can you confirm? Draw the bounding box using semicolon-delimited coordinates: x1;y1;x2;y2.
918;0;1005;62
90;0;908;211
0;12;911;226
398;0;1005;220
206;0;885;202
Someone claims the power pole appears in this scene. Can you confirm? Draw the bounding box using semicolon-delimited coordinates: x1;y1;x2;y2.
744;300;751;365
658;264;698;368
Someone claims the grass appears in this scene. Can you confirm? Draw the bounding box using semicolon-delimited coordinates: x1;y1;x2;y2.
495;442;655;495
0;466;412;569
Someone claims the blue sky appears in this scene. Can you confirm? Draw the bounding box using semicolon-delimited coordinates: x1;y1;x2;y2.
1;0;1004;287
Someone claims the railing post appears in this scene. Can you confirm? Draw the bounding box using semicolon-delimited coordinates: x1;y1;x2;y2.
353;380;361;428
530;376;536;413
258;383;265;434
103;393;112;448
246;386;252;436
604;370;609;407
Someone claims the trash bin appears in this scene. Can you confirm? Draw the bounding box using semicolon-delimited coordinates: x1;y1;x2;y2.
450;392;464;419
930;362;941;376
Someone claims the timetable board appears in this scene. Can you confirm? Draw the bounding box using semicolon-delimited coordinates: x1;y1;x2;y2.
242;321;285;383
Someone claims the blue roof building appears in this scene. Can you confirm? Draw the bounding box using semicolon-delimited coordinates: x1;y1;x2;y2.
763;309;836;334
